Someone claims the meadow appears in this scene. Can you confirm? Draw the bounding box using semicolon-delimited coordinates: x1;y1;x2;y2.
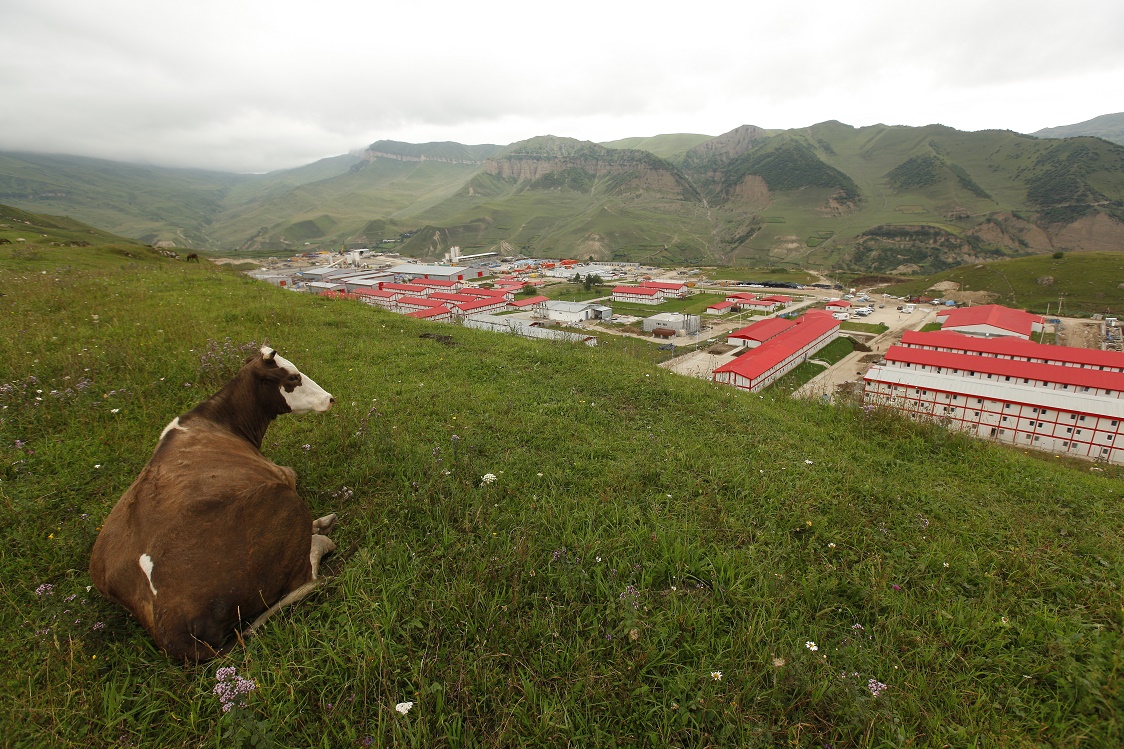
1;248;1122;747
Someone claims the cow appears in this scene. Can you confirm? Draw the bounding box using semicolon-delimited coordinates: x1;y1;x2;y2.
185;253;200;262
89;346;337;662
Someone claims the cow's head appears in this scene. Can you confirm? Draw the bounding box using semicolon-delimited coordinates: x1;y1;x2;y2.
260;346;334;414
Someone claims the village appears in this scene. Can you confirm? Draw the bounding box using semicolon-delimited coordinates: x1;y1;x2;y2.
246;248;1124;466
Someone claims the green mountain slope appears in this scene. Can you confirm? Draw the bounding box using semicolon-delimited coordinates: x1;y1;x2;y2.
0;151;244;247
601;133;714;161
395;137;715;263
4;121;1124;271
1032;112;1124;145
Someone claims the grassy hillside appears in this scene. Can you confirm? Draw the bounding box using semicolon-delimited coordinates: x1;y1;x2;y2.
0;203;164;271
1;251;1122;747
715;123;1124;271
0;152;244;247
879;251;1124;316
211;157;484;252
601;134;714;162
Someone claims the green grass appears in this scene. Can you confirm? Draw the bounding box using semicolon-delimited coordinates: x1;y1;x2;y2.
609;293;728;318
2;252;1123;747
880;252;1124;316
540;283;613;303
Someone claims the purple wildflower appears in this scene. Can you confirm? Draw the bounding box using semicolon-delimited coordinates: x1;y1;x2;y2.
35;583;54;597
619;584;640;610
213;666;257;713
867;678;889;697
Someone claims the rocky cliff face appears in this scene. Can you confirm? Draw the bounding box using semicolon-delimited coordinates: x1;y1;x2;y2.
483;137;700;200
364;150;486;165
682;125;770;168
1046;212;1124;251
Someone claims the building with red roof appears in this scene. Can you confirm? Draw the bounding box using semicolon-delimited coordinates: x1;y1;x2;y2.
450;298;509;317
825;300;851;312
936;304;1044;339
713;313;840;393
727;317;797;349
352;288;398;309
899;330;1124;373
405;306;453;321
864;337;1124;464
640;280;689;299
510;295;549;310
706;301;738;315
612;286;662;305
395;296;448;314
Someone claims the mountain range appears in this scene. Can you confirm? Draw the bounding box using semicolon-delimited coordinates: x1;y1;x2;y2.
2;114;1123;273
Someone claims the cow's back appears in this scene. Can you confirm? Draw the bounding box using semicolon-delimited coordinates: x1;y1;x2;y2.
89;424;314;660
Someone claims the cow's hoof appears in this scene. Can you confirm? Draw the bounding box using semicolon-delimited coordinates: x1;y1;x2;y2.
313;513;337;536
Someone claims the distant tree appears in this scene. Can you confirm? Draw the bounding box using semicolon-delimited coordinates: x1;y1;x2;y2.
571;272;582;284
583;274;605;291
1052;251;1065;259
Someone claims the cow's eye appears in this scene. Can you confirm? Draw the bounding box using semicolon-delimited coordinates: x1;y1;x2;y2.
288;374;300;382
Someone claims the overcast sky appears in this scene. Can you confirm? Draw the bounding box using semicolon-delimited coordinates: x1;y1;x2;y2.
1;0;1121;173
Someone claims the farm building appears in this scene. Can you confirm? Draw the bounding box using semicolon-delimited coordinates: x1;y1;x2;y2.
713;313;840;393
935;304;1044;339
725;293;758;305
825;300;852;313
864;335;1124;465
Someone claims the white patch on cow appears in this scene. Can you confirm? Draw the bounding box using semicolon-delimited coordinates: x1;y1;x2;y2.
138;553;158;596
273;354;333;414
159;417;186;441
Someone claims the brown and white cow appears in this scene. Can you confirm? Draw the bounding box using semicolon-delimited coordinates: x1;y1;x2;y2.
89;346;337;662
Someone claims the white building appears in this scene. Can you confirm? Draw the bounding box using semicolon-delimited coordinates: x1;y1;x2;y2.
863;332;1124;464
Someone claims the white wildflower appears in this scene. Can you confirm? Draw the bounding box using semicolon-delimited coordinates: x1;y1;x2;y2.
395;701;414;715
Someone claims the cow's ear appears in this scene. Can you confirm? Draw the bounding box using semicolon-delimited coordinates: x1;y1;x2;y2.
261;346;276;361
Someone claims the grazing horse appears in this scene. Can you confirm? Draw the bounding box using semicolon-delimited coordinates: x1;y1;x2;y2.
89;347;337;662
185;253;199;262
